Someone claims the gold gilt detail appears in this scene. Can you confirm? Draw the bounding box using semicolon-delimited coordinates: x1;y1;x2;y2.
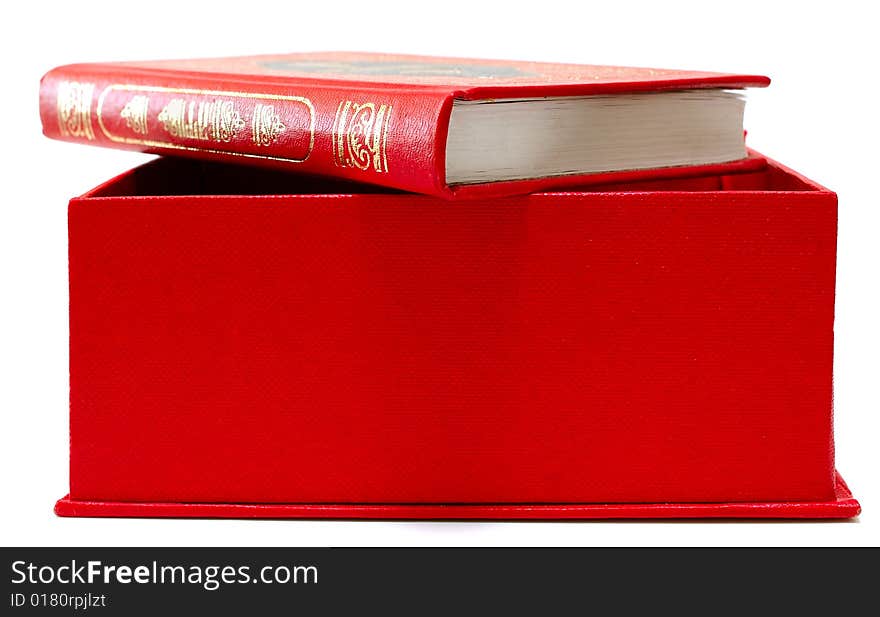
119;95;150;135
157;98;245;142
96;85;315;163
56;81;95;140
332;101;391;173
251;104;286;146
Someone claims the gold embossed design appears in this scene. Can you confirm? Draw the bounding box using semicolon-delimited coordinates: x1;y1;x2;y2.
157;99;245;143
252;104;286;146
56;81;95;140
332;101;391;173
96;85;315;163
120;95;150;135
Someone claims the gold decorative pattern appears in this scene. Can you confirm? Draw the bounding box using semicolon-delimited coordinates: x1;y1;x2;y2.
119;95;150;135
56;81;95;140
251;104;286;146
96;85;315;163
157;98;245;142
332;101;391;173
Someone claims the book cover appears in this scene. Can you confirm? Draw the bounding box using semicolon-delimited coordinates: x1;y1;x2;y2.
58;152;858;518
41;51;770;198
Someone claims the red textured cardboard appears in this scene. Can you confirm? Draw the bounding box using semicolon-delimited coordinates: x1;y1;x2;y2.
60;152;859;519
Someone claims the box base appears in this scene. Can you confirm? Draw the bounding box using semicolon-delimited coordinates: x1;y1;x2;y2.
55;472;860;520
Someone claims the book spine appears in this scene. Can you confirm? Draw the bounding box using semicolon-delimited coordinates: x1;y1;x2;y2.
40;64;453;196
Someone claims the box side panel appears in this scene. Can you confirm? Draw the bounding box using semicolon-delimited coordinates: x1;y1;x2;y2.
68;189;837;504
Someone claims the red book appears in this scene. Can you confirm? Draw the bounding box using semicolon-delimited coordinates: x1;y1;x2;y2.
56;151;859;519
41;52;769;198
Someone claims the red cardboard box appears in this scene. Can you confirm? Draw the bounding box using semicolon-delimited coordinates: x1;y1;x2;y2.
56;153;860;519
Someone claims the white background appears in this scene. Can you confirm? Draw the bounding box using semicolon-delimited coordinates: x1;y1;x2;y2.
1;0;876;546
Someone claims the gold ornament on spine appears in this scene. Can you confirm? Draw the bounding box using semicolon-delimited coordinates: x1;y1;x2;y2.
96;85;315;163
56;81;95;140
332;101;391;173
157;98;245;142
120;95;150;135
251;104;287;146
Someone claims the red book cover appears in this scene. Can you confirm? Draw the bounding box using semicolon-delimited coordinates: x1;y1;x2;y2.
57;151;859;519
40;52;769;198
